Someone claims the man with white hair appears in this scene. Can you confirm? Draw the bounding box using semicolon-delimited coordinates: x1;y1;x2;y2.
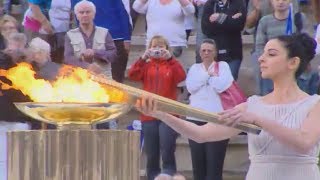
71;0;132;83
64;0;117;77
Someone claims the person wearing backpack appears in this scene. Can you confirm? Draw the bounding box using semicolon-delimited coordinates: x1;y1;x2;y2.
254;0;310;95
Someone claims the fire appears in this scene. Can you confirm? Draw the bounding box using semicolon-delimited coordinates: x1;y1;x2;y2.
0;62;126;103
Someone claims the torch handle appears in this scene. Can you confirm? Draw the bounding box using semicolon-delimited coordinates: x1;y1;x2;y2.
91;75;261;135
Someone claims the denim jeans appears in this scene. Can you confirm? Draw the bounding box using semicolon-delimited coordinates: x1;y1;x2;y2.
142;120;178;180
227;59;242;81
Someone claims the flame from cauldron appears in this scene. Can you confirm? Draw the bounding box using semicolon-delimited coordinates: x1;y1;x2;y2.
0;62;126;103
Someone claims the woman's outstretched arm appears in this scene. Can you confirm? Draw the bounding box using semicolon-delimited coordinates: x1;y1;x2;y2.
136;96;241;142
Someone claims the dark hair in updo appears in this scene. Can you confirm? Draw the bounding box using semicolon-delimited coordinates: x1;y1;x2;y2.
275;33;317;78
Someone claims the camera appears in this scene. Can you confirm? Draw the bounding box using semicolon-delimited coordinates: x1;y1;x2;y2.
149;48;163;59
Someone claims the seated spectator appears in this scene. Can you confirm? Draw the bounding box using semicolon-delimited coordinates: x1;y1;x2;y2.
128;35;186;180
28;37;61;81
133;0;195;57
0;15;19;50
27;37;61;130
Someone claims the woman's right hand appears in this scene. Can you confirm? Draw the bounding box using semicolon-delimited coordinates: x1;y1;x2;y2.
141;49;151;61
135;96;166;119
42;20;54;34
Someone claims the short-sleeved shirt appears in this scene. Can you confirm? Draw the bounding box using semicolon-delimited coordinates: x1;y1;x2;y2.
28;0;52;13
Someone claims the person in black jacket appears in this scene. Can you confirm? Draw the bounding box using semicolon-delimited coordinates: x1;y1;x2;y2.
0;51;32;123
202;0;247;80
0;50;35;179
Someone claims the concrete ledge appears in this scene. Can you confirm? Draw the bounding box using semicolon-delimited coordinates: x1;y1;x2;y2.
140;134;249;178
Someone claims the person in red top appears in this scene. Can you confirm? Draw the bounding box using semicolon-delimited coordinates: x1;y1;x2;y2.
128;35;186;180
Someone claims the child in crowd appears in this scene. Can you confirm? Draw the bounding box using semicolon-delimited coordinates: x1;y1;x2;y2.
128;35;186;180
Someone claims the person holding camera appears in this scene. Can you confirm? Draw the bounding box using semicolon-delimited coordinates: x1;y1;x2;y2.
128;35;186;180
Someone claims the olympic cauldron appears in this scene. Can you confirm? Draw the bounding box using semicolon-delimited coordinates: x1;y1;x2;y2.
1;63;261;180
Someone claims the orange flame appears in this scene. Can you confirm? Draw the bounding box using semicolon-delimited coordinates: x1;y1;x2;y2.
0;62;126;103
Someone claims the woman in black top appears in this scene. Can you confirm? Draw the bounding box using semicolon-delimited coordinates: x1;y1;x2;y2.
202;0;247;80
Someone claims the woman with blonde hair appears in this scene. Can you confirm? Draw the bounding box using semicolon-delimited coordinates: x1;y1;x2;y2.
128;35;186;180
0;15;19;50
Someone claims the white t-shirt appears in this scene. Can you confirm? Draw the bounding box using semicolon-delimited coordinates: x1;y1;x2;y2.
133;0;195;47
184;13;195;30
49;0;71;33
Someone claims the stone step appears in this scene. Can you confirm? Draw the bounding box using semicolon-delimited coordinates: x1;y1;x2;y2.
130;34;254;46
138;135;248;179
